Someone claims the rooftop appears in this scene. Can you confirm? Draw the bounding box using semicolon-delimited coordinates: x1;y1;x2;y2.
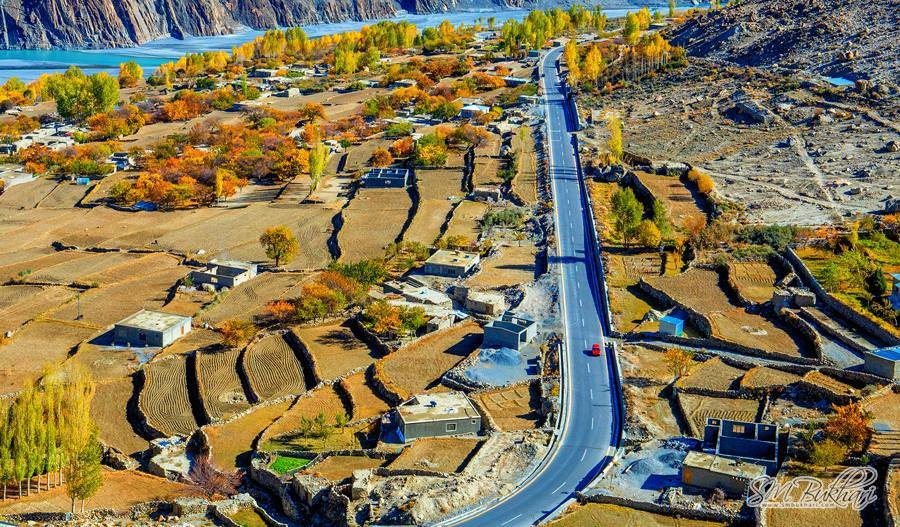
683;451;767;480
870;346;900;362
660;314;685;324
426;249;478;268
461;104;491;113
363;167;410;180
115;309;191;333
398;392;479;424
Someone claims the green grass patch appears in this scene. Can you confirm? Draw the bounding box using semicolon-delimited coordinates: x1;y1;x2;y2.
270;455;311;475
228;508;268;527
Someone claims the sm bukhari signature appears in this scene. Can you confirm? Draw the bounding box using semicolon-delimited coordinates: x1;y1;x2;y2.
746;466;878;510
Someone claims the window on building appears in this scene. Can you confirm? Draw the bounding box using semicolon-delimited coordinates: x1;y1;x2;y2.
138;331;146;341
446;423;457;432
732;424;745;434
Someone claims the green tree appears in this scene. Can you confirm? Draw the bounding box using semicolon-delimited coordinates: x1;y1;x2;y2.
652;199;672;240
45;67;119;121
64;428;103;513
0;406;10;500
668;0;677;18
308;142;329;189
259;225;300;267
611;187;643;246
623;12;641;46
809;439;848;467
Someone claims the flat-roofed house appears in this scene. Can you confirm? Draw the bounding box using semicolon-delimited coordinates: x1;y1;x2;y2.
114;310;192;348
190;260;258;290
424;250;480;278
865;346;900;381
382;392;482;442
361;167;412;188
681;451;766;496
484;312;537;350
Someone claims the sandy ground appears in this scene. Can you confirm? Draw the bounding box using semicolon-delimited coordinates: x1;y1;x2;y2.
0;469;198;514
475;384;541;431
293;322;378;381
338;187;412;263
389;438;481;473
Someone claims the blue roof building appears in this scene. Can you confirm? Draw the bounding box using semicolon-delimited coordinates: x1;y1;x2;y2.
659;314;685;336
865;345;900;381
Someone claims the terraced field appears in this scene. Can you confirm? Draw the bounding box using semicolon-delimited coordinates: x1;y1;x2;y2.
512;126;538;204
304;455;385;482
379;321;482;399
92;379;149;455
472;157;502;187
293;322;377;381
634;171;705;230
242;334;307;402
338;187;412;263
200;272;309;325
389;438;481;473
0;285;74;334
259;385;348;447
675;357;746;392
444;200;489;243
340;371;390;421
140;355;198;436
739;366;802;390
405;168;464;245
196;348;250;421
729;261;778;304
475;384;541;431
646;268;807;357
0;320;96;395
206;399;295;470
677;393;762;438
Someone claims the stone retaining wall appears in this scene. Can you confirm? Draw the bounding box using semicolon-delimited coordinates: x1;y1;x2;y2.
773;307;824;362
284;329;323;386
785;247;899;347
577;492;749;525
885;458;900;527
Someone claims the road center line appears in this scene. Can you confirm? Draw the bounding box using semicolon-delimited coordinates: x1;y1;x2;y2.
580;449;587;462
552;482;567;494
591;417;595;430
501;514;522;526
590;389;594;400
586;363;590;373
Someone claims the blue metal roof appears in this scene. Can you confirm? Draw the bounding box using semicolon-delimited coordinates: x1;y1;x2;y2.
871;346;900;362
660;314;685;325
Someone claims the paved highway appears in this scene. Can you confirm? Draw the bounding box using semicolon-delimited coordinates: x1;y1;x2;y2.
448;46;621;527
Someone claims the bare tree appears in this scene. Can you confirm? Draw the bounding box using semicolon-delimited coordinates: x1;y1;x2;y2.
188;454;241;499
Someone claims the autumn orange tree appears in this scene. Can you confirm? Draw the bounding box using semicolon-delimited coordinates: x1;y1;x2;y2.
218;320;258;348
824;403;874;452
370;147;393;168
663;347;695;380
390;137;414;158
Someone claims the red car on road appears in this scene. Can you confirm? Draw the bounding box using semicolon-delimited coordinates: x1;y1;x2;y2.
591;343;602;356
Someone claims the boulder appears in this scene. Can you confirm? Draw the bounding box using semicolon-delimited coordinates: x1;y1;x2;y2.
292;473;331;507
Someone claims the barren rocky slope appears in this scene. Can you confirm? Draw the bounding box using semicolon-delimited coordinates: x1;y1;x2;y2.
667;0;900;84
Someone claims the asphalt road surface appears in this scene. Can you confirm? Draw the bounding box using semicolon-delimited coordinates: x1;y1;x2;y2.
449;45;620;527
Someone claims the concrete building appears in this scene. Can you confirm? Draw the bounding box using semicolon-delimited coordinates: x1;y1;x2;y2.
681;451;767;496
704;418;779;474
361;167;411;188
114;310;192;348
390;78;418;89
382;392;481;443
383;277;452;307
108;152;134;171
659;314;684;336
464;290;506;316
275;87;301;97
460;104;491;119
424;250;480;278
190;260;258;291
484;312;537;351
864;346;900;381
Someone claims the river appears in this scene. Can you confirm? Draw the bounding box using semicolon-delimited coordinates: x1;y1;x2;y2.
0;8;648;83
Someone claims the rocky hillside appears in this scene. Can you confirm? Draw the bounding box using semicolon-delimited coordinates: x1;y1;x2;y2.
0;0;399;48
667;0;899;84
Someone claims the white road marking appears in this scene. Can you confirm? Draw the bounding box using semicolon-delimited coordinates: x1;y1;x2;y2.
580;449;587;462
579;298;583;307
502;514;523;526
586;363;591;373
590;389;594;400
581;318;585;327
552;482;567;494
591;417;595;430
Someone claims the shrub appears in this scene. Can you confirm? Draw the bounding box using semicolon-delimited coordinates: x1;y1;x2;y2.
687;167;714;194
483;208;526;229
809;439;848;467
370;147;393;168
384;122;413;137
736;225;796;251
218;319;258;348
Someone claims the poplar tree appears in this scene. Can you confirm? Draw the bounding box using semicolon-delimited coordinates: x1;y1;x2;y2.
0;408;10;500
